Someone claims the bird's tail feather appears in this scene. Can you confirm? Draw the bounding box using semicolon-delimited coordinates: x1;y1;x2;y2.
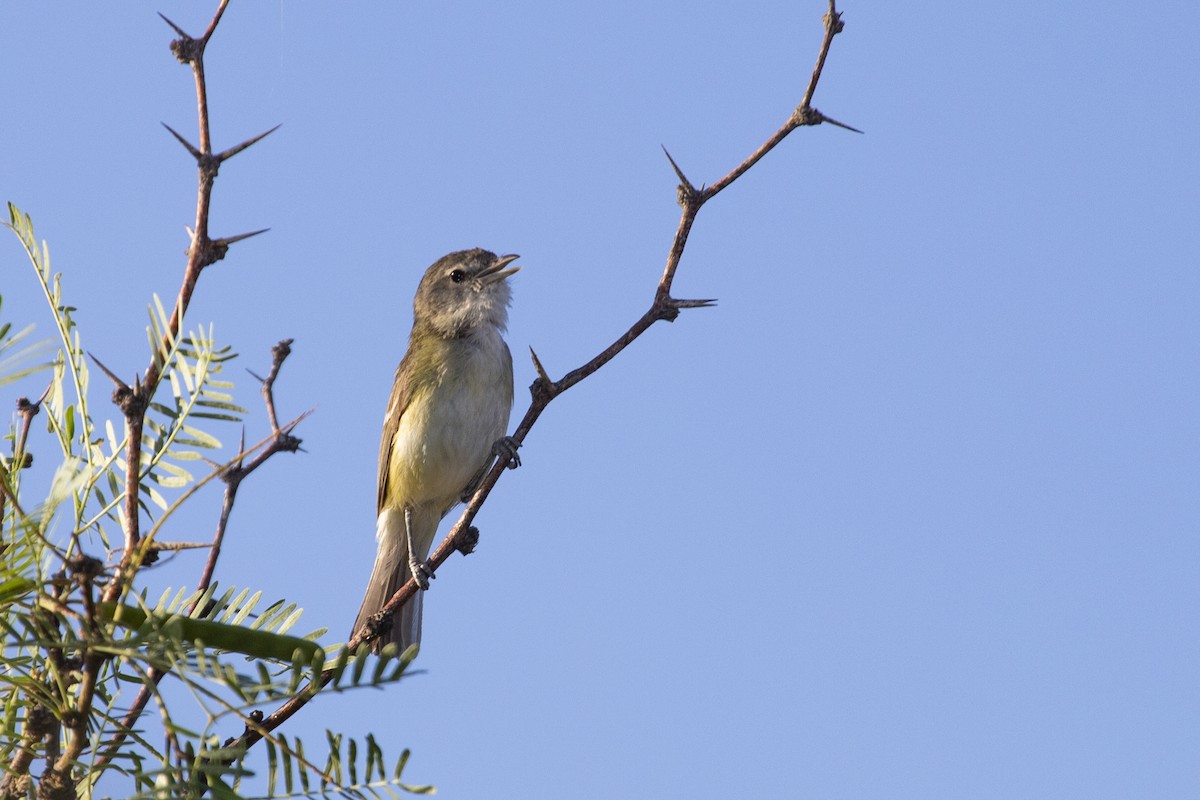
351;508;429;654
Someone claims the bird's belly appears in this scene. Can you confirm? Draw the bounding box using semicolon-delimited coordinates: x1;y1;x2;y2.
388;361;510;509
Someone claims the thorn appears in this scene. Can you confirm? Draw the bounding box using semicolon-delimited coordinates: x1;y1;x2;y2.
211;228;270;248
819;112;863;134
246;369;266;384
215;125;281;163
35;380;53;407
660;145;697;195
88;352;127;390
672;298;719;309
162;123;201;159
203;229;268;267
528;346;552;387
157;12;188;38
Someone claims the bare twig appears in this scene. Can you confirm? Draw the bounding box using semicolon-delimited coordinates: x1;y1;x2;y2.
231;0;856;754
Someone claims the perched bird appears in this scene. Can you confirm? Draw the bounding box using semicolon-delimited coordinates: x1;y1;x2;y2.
352;248;520;654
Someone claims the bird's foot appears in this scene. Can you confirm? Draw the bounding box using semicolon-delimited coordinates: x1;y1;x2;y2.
493;436;521;470
407;557;434;590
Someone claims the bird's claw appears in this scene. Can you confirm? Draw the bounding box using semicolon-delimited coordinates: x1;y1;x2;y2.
407;558;434;590
493;436;521;470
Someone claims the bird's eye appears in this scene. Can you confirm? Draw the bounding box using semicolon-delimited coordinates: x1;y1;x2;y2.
449;269;466;283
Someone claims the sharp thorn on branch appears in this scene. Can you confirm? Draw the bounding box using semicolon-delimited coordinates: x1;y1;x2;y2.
246;369;266;384
34;380;53;407
528;346;553;387
161;123;201;158
819;111;863;134
212;228;270;248
215;125;282;163
88;353;128;390
661;145;697;195
672;298;719;309
157;12;188;38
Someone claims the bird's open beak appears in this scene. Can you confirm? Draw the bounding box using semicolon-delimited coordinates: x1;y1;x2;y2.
479;253;521;284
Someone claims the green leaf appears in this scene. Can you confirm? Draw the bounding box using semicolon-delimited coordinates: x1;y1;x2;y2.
0;577;36;605
144;484;169;512
99;603;324;665
179;425;221;449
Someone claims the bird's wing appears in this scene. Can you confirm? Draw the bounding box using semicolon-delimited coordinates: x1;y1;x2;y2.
377;351;416;515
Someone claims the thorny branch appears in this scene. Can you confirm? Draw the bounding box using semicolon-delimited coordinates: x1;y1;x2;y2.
103;0;274;581
230;0;858;753
93;341;303;771
19;2;289;791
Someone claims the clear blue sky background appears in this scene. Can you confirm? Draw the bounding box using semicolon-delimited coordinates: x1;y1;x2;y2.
3;2;1198;798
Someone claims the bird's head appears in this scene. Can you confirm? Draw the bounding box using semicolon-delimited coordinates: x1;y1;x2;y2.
412;248;520;337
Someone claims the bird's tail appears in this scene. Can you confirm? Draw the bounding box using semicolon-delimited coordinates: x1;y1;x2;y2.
351;507;433;654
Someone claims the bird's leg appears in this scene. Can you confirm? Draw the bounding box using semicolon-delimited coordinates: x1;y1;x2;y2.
404;506;432;590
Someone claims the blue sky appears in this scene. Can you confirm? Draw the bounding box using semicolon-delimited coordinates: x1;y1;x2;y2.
2;1;1198;798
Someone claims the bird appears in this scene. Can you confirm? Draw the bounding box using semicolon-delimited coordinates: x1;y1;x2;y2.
352;248;520;655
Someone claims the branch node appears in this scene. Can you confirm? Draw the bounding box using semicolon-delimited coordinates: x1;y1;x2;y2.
66;553;105;583
16;396;40;420
275;433;303;454
271;338;294;363
188;228;267;271
791;105;823;127
790;105;862;134
824;2;846;35
654;295;719;323
112;383;147;417
455;526;480;556
161;13;203;65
